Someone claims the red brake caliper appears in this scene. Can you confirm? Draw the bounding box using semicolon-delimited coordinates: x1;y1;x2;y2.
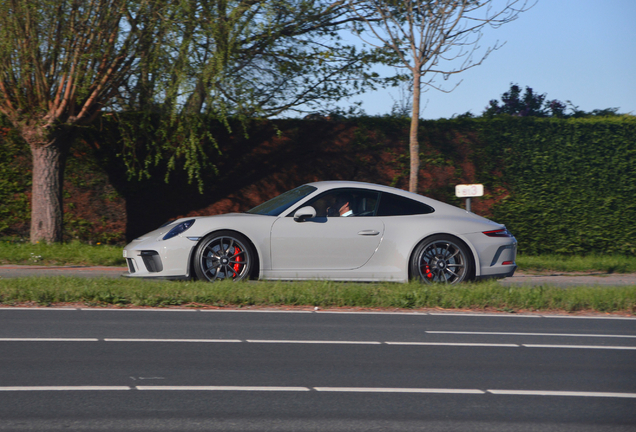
232;246;242;276
422;262;433;279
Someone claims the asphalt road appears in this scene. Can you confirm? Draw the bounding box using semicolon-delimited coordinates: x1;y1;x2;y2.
0;309;635;431
1;265;636;286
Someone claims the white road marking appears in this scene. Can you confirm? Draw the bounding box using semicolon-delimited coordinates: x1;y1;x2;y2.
0;386;130;391
385;342;518;347
544;315;636;321
319;311;430;316
0;307;81;311
488;389;636;398
313;387;484;394
0;386;635;398
0;338;634;349
427;313;541;318
246;340;382;345
523;344;636;350
103;338;242;343
199;310;313;314
0;338;99;342
136;386;310;391
2;308;634;321
78;308;197;312
427;331;636;339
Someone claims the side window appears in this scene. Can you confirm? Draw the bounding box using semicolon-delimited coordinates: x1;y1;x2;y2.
295;189;380;217
376;192;435;216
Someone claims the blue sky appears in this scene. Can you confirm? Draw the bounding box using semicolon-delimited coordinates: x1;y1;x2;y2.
337;0;636;119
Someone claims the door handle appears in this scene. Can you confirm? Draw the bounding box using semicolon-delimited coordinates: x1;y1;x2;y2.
358;230;380;236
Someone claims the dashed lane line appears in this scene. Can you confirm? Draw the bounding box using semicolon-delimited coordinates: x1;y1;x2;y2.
0;386;634;398
385;342;518;347
0;386;130;391
488;389;636;398
0;338;99;342
103;338;242;343
312;387;484;394
0;338;635;349
245;339;382;345
136;386;309;391
427;331;636;339
523;344;636;350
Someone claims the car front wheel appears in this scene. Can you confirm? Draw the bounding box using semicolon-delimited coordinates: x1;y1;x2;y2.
410;235;473;284
194;231;254;282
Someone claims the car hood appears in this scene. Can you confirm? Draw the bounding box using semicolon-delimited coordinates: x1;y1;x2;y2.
132;213;264;242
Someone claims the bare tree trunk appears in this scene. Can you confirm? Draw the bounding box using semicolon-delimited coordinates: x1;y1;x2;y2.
28;133;70;243
409;71;421;193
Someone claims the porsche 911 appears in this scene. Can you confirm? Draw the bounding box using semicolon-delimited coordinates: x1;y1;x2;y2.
123;181;517;283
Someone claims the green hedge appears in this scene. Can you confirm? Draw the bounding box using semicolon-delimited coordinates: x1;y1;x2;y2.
480;117;636;255
1;115;635;255
0;117;30;236
353;115;636;256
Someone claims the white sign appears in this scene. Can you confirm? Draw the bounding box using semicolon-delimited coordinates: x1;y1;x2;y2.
455;184;484;197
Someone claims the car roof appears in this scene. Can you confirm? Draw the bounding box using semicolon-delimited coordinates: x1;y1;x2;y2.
303;180;482;218
305;180;429;202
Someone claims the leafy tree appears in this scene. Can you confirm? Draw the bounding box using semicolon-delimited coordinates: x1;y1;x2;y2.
484;83;565;117
0;0;378;243
346;0;532;193
126;0;380;118
484;83;626;118
569;106;623;118
0;0;172;243
117;0;382;194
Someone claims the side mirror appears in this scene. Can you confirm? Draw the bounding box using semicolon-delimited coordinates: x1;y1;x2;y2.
293;206;316;222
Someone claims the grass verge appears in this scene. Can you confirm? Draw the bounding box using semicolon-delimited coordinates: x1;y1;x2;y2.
0;241;125;266
0;277;634;314
516;254;636;273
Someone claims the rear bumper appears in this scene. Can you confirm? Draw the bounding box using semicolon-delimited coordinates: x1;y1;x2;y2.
475;265;517;281
464;232;517;279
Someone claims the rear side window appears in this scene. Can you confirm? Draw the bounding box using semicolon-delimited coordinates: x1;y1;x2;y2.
376;192;434;216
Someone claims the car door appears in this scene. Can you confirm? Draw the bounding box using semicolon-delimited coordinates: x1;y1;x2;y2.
269;188;384;270
270;216;384;270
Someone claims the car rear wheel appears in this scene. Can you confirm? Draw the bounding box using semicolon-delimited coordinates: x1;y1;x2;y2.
410;235;473;284
194;231;254;282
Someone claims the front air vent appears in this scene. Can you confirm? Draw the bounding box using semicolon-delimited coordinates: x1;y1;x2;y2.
140;251;163;273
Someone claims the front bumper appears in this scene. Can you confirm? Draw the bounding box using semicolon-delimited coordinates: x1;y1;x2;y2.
123;235;197;279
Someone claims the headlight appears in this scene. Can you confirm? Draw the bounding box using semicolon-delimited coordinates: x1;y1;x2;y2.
163;219;195;240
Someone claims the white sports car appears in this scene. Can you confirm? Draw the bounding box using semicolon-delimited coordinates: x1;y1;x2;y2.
123;181;517;283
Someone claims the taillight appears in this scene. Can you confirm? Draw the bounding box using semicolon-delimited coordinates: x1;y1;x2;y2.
483;228;513;238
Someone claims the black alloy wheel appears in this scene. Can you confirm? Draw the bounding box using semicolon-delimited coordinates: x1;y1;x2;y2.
410;235;473;284
194;231;254;282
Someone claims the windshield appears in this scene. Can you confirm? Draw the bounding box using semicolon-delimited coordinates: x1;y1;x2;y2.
246;185;317;216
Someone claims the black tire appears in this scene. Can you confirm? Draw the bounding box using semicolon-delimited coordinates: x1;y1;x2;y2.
410;235;473;284
194;231;254;282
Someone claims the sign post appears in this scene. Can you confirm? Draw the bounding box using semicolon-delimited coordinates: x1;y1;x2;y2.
455;184;484;212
